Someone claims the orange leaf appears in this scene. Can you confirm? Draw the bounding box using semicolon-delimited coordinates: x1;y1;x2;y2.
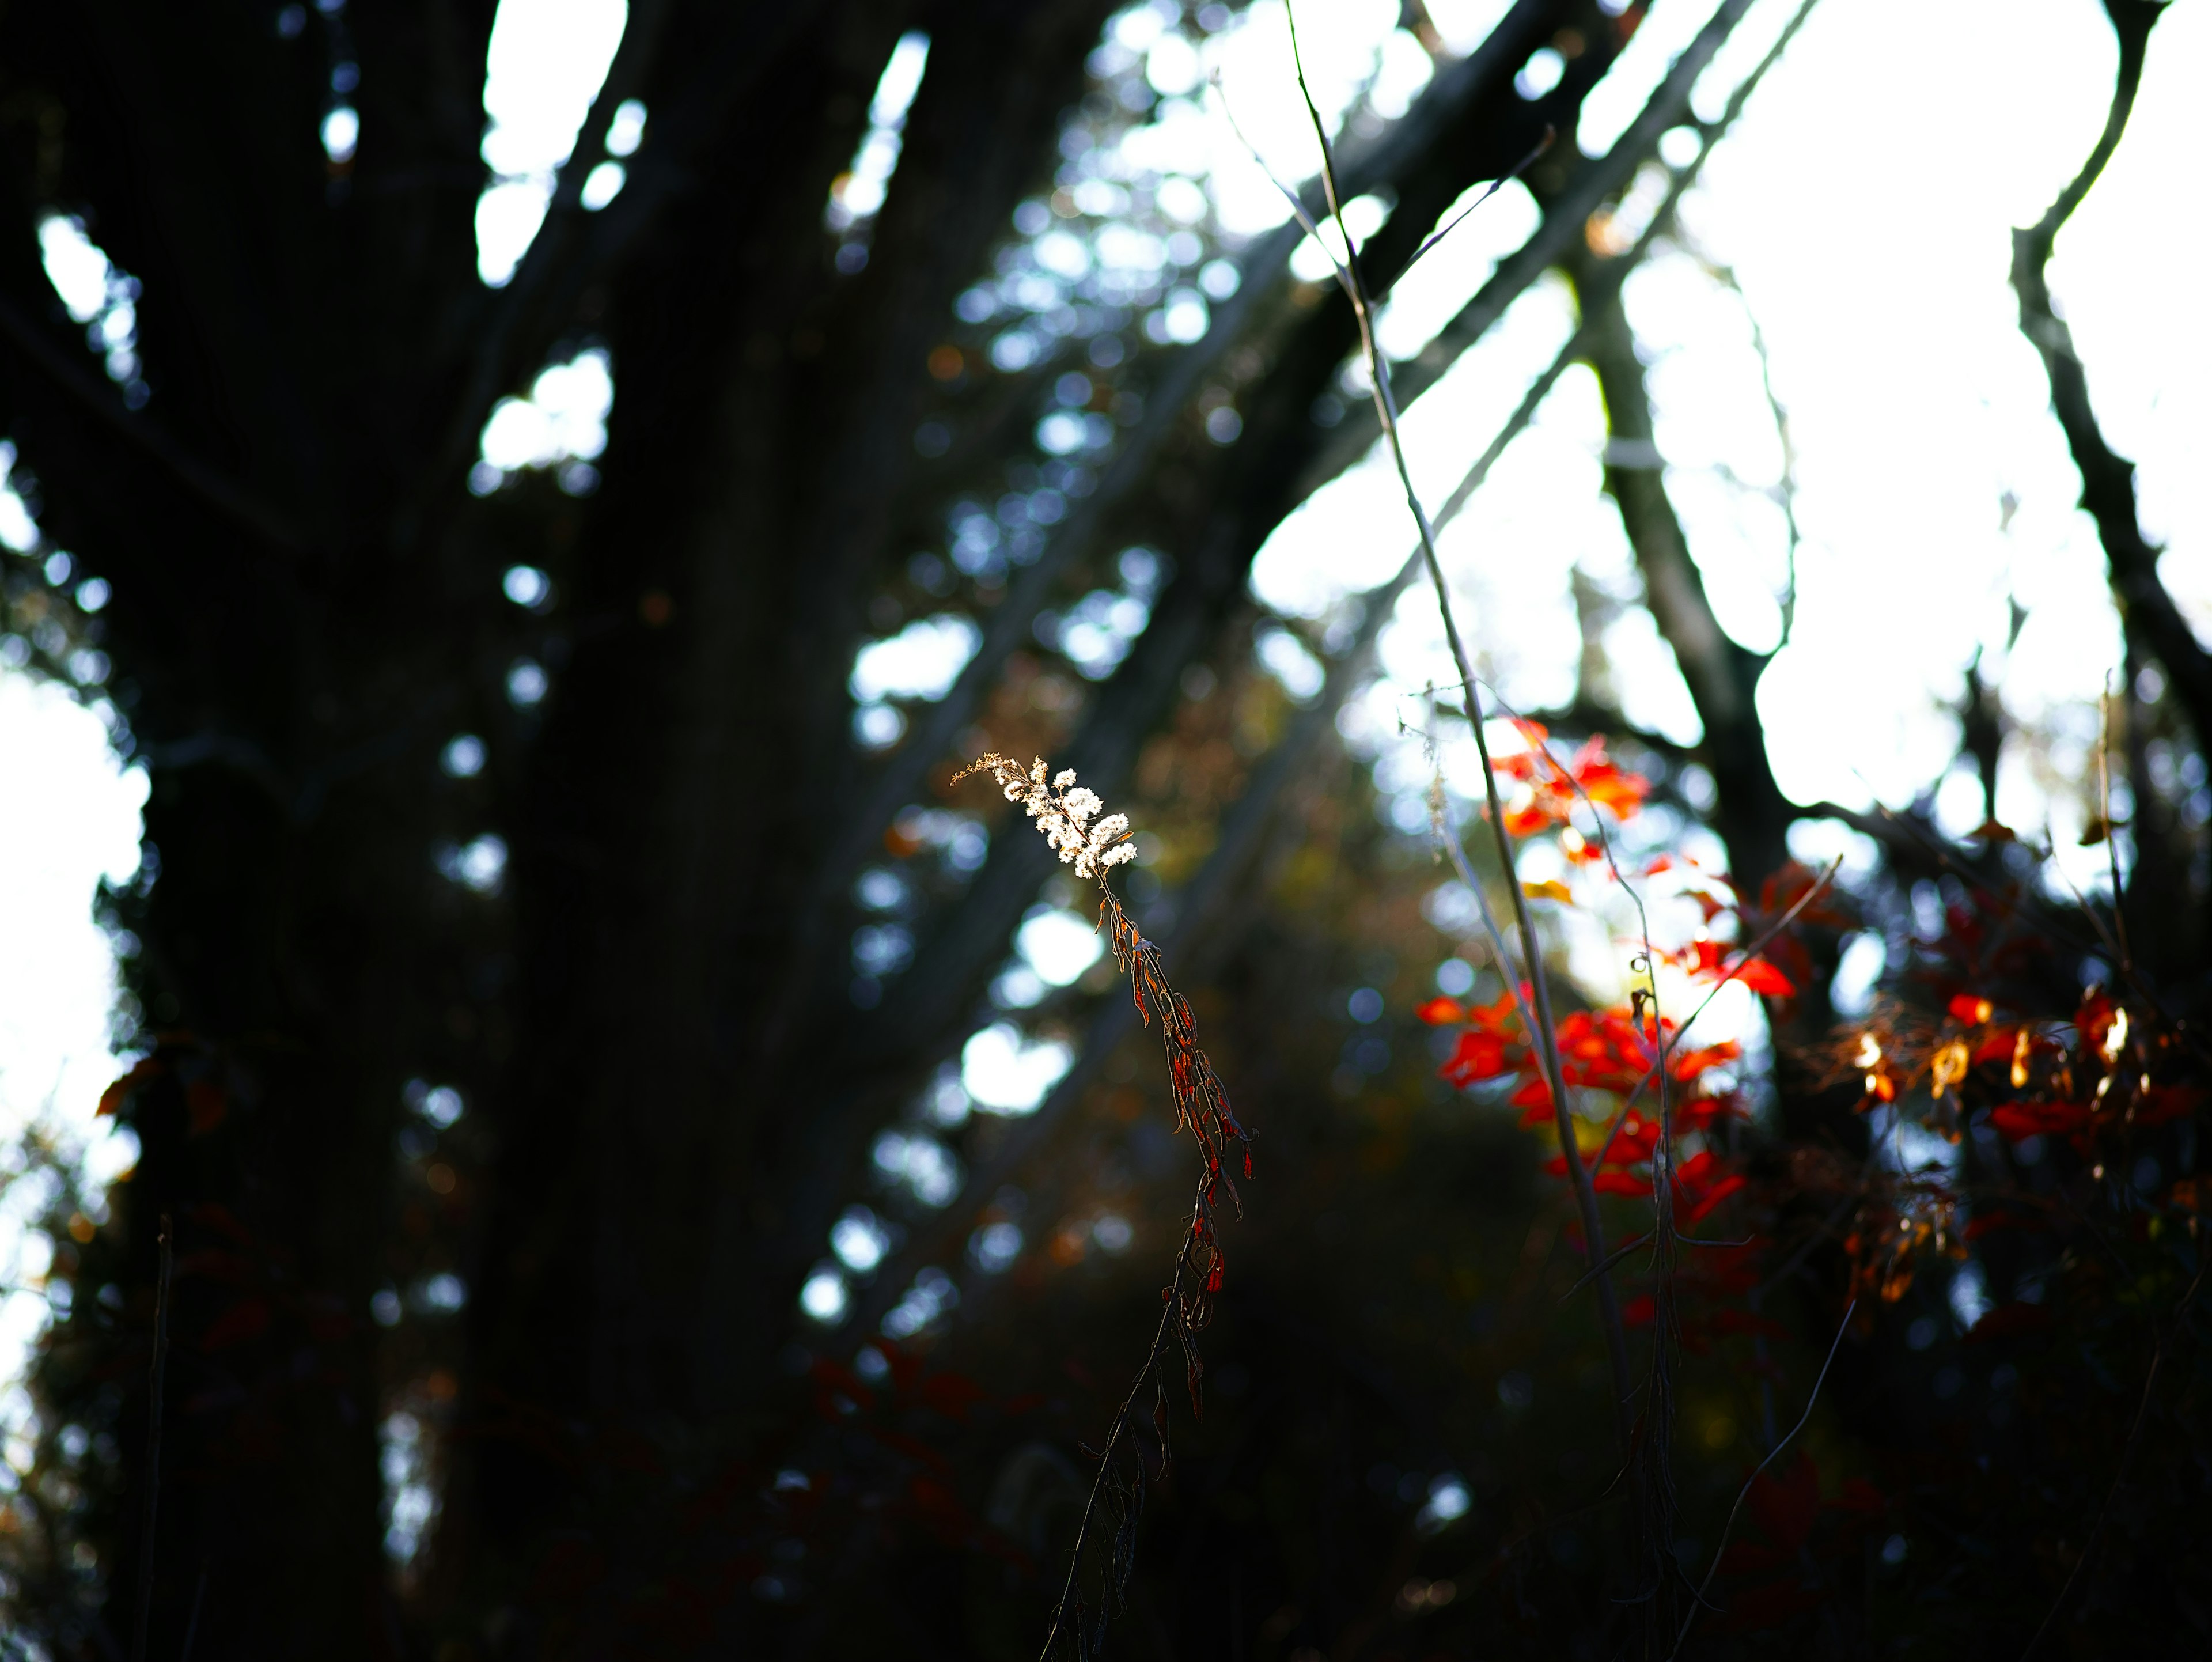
1415;997;1464;1026
1730;957;1797;998
186;1080;227;1136
97;1057;162;1118
1502;802;1551;838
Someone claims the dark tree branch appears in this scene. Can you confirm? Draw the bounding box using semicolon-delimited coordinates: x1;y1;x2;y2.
2011;3;2204;745
820;0;1581;913
1575;272;1794;889
0;290;306;552
1298;0;1763;494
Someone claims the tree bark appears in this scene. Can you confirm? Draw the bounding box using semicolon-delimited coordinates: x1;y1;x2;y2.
1573;264;1796;894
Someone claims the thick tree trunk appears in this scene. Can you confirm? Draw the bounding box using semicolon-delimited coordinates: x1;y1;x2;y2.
0;0;1747;1649
1575;271;1795;894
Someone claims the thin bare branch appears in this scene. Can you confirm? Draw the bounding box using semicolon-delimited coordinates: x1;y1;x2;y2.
2019;1256;2209;1660
1667;1298;1856;1660
1281;0;1637;1460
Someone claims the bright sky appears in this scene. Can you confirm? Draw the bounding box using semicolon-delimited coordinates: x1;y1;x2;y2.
2;0;2203;1342
0;674;143;1455
1253;0;2211;882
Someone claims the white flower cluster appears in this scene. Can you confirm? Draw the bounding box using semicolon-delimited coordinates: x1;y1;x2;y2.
970;754;1138;880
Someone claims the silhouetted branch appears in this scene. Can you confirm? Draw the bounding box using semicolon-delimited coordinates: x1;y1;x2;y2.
0;293;306;553
2010;2;2206;745
1280;0;1637;1466
2020;1255;2206;1660
1668;1297;1854;1660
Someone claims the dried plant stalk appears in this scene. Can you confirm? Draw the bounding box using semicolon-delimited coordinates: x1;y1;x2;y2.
957;755;1253;1661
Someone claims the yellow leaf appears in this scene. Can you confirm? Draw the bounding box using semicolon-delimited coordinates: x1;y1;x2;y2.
1522;879;1573;904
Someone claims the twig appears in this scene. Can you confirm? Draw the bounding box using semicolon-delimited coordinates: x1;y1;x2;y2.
2020;1256;2209;1660
179;1566;208;1662
1586;857;1844;1174
2012;1;2212;751
1559;1231;1656;1304
1749;1169;1872;1304
1666;1298;1855;1660
0;294;306;554
2096;677;2133;973
1279;0;1637;1463
1378;130;1556;298
130;1212;173;1662
1038;1228;1198;1661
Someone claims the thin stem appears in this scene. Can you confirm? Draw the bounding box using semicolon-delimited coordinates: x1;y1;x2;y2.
130;1212;173;1662
1601;857;1845;1147
1038;1200;1200;1661
1667;1298;1856;1660
2020;1256;2209;1660
1281;0;1635;1460
2097;679;2133;973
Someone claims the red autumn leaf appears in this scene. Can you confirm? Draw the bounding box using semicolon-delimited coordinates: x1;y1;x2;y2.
1832;1477;1885;1517
1467;989;1527;1033
186;1079;227;1135
1622;1294;1656;1326
1758;861;1847;927
1508;1075;1552;1111
1592;1170;1646;1197
1963;1212;2025;1241
1947;993;1994;1024
200;1296;272;1351
1675;1093;1740;1133
1675;1149;1725;1186
1441;1030;1513;1087
919;1372;987;1422
1683;1174;1747;1224
1746;1449;1820;1555
1762;930;1816;995
1971;1025;2018;1065
2077;991;2119;1053
1415;997;1464;1026
1989;1100;2087;1141
97;1057;163;1119
2137;1085;2202;1128
1609;1115;1661;1163
1501;801;1551;838
1565;736;1650;819
1730;956;1798;998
